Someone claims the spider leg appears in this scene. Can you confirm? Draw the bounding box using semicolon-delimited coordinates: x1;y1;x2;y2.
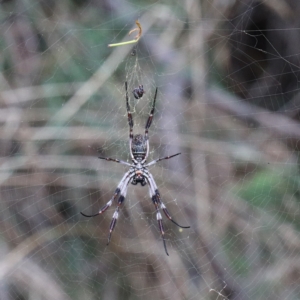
107;176;131;245
145;87;157;137
98;156;132;167
142;87;158;163
154;196;169;256
145;171;190;229
156;190;190;229
80;197;114;217
80;170;133;217
145;153;181;168
143;173;169;256
125;82;135;161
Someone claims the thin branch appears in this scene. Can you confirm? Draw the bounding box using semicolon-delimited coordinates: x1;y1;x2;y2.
108;20;142;47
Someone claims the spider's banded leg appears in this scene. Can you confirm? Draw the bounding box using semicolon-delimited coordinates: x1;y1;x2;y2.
145;153;181;168
80;193;116;218
80;170;133;217
145;87;157;135
145;171;190;229
98;156;132;167
125;82;135;161
156;190;190;229
151;187;169;256
143;174;169;255
107;177;131;245
142;87;158;163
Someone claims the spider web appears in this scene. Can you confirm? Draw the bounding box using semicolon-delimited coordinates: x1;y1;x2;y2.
1;1;300;300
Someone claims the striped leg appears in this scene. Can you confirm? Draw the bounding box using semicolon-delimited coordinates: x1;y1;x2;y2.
98;156;132;167
146;171;190;229
142;87;158;163
145;87;157;138
107;175;131;245
80;170;133;217
156;190;190;229
125;82;135;161
143;173;169;256
153;192;169;256
145;153;181;168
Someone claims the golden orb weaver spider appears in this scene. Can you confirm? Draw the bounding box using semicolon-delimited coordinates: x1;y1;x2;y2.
81;82;190;255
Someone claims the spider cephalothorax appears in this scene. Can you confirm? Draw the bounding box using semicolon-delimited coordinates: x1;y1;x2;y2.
81;82;190;256
131;169;147;186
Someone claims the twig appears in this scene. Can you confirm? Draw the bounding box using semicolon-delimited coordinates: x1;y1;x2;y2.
108;20;142;47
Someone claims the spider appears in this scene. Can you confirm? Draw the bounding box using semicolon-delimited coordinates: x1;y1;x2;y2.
132;84;145;99
81;82;190;256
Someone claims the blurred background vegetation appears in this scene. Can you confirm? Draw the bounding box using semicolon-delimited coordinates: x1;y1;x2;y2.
1;0;300;299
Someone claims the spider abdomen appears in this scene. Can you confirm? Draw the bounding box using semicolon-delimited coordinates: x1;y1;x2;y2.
132;134;147;161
